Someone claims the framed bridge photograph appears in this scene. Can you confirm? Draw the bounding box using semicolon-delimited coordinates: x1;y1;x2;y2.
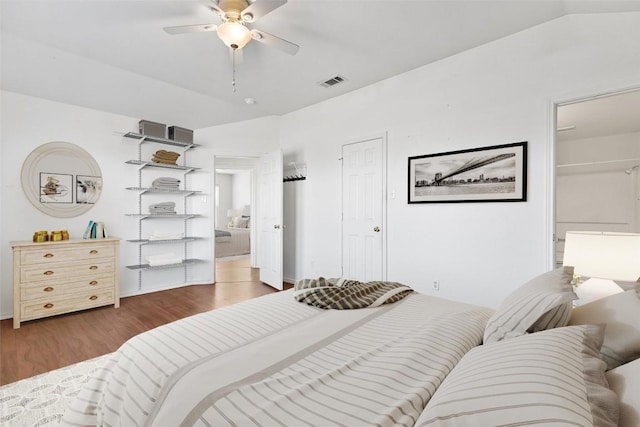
408;141;527;204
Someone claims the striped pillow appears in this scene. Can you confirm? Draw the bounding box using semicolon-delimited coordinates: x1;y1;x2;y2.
483;266;577;344
416;325;619;427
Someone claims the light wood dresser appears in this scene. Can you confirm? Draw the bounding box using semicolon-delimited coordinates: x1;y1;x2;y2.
12;237;120;328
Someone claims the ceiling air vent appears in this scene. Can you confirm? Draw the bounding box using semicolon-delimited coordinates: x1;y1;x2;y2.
319;75;346;88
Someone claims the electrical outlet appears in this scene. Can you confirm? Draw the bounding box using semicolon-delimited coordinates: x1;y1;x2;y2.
432;280;440;291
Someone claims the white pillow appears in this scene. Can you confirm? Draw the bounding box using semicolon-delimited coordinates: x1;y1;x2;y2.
483;266;577;344
569;289;640;370
606;358;640;427
232;217;249;228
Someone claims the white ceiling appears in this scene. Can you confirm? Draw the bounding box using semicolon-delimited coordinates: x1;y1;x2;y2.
2;0;640;130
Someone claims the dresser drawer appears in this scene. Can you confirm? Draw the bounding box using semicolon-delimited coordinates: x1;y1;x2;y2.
20;289;115;321
20;274;114;301
20;244;116;266
20;260;115;283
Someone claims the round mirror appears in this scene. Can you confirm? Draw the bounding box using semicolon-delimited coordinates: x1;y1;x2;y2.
21;141;103;218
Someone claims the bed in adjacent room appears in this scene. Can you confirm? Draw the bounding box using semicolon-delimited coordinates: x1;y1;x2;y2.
215;226;250;258
60;268;638;427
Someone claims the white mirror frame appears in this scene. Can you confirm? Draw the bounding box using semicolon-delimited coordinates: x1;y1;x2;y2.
21;141;103;218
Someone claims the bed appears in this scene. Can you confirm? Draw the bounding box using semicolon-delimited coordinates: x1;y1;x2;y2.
60;268;639;426
215;227;250;258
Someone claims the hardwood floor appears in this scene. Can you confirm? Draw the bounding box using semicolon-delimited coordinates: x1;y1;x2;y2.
0;257;290;385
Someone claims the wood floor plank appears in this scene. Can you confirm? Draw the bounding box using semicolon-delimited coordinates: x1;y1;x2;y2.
0;259;291;385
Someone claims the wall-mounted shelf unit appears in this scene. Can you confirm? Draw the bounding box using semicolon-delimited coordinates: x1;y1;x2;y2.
124;131;205;289
125;214;202;219
126;187;201;196
126;258;203;271
123;132;200;149
127;237;203;245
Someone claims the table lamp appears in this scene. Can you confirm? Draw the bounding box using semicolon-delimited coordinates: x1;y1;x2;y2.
562;231;640;304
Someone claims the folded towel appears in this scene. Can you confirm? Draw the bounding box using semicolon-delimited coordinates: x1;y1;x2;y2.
151;150;180;165
148;231;184;241
152;177;181;190
146;253;183;267
148;257;183;267
149;201;176;214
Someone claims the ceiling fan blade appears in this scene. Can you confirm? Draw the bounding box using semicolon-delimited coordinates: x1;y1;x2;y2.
229;47;244;65
241;0;287;22
163;23;218;35
250;29;299;55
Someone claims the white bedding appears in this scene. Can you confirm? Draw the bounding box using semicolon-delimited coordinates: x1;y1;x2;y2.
60;291;492;426
215;227;250;258
606;358;640;427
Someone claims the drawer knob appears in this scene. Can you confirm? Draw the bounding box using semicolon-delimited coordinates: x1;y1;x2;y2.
89;280;98;286
89;266;98;270
43;253;54;258
44;287;54;292
43;270;54;276
89;295;98;301
89;250;98;254
44;303;54;309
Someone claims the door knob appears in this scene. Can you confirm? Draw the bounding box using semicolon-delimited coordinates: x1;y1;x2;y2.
274;224;280;229
373;226;380;232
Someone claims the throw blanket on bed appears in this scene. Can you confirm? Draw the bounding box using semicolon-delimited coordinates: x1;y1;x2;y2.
294;277;413;309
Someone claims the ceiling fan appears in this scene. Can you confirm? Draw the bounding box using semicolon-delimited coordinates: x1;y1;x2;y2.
163;0;299;56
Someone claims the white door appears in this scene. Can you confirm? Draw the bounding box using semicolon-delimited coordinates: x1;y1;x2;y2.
258;149;284;289
342;137;386;281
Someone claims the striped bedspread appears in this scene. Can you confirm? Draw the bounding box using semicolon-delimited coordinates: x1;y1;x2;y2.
61;291;493;427
294;277;413;309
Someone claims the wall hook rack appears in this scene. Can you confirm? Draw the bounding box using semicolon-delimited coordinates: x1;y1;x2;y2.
284;162;307;182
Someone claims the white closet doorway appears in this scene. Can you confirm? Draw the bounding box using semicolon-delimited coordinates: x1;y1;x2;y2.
554;88;640;266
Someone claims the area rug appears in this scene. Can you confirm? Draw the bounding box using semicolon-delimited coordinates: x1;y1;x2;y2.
0;354;111;426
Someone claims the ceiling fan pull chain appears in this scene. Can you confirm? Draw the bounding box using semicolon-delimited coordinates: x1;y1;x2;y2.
231;47;237;93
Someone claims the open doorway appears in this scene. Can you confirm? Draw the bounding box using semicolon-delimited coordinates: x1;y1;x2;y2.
214;156;258;284
554;88;640;266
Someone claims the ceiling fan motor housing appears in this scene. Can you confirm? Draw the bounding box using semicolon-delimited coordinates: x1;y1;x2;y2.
217;0;252;21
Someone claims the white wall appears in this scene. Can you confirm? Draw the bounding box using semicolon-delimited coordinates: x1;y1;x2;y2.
231;171;251;212
214;171;251;227
275;12;640;308
215;173;232;227
0;91;214;318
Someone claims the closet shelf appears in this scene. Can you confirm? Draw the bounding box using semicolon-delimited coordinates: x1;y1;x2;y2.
127;237;203;245
557;158;640;175
126;258;204;270
126;187;201;196
123;132;200;149
125;214;202;219
125;160;200;172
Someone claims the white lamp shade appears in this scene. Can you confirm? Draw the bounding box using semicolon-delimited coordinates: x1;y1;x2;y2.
217;21;252;49
563;231;640;282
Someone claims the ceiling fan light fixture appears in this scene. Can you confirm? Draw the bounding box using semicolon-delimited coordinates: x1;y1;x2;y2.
217;21;252;49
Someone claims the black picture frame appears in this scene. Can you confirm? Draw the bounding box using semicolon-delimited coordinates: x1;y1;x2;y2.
408;141;527;203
